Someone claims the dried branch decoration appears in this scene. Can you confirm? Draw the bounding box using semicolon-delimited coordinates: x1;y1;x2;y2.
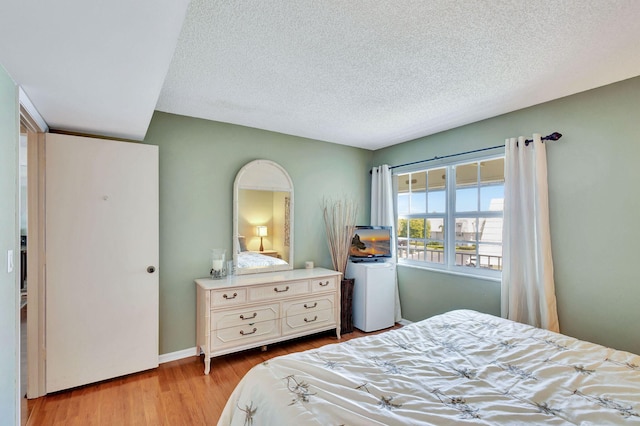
322;197;358;275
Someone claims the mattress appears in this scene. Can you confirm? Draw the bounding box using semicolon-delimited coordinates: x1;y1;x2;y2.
218;309;640;425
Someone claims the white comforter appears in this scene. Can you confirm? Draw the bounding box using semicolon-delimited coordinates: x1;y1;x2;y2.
236;251;288;269
218;310;640;425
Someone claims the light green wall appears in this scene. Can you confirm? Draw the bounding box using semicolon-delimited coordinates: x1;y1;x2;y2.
373;76;640;355
143;112;372;354
398;268;500;319
147;77;640;355
0;65;18;424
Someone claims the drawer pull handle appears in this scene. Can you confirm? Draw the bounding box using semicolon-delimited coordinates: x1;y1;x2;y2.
240;327;258;336
240;312;257;320
304;316;318;323
304;302;318;309
223;292;238;300
274;286;290;293
319;281;330;286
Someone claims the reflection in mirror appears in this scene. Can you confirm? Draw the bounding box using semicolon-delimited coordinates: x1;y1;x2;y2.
233;160;293;275
238;189;291;262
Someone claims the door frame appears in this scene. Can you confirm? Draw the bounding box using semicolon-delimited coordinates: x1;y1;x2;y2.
20;87;48;399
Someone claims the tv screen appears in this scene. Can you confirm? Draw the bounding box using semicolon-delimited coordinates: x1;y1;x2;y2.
350;226;392;261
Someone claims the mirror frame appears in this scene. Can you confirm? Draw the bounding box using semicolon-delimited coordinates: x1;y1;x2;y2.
233;159;294;275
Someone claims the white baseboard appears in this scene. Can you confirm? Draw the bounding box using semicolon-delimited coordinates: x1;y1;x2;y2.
398;318;413;326
159;347;199;364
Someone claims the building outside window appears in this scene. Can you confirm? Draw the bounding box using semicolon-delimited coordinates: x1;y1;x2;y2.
395;154;504;278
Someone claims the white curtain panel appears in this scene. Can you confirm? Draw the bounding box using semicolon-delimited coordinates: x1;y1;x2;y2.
371;164;402;322
501;134;559;332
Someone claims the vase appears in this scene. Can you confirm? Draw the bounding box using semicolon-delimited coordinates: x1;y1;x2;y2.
340;278;355;334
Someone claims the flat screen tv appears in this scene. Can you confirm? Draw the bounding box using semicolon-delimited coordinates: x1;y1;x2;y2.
350;226;392;262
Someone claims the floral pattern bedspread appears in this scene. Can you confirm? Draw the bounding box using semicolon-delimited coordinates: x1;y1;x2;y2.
218;309;640;425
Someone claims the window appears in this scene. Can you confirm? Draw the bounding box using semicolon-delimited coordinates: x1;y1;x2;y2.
396;155;504;277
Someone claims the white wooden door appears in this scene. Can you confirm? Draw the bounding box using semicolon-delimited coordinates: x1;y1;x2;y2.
45;134;159;393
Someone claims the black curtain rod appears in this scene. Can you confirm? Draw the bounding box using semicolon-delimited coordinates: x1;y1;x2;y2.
371;132;562;173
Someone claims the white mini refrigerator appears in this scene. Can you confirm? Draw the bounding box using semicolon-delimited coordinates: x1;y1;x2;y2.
346;261;396;332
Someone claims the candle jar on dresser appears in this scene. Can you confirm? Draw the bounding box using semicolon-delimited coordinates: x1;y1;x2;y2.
210;249;226;279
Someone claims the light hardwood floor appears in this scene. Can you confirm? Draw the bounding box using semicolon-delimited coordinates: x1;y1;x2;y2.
26;326;398;425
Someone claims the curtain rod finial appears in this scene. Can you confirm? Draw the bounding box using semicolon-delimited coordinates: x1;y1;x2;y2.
548;132;562;141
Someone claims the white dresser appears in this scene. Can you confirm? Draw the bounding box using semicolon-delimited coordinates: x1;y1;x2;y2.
195;267;342;374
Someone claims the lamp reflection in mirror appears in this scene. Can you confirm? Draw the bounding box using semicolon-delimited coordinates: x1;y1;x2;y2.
256;226;268;252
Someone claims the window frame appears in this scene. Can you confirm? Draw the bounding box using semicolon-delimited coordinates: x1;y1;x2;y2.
394;149;505;279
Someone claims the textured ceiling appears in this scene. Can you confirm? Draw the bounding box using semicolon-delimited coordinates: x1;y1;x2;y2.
156;0;640;149
2;1;640;149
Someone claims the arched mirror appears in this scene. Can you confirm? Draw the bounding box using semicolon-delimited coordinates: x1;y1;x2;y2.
233;160;294;275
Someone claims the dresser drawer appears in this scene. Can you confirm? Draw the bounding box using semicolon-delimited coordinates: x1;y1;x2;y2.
211;288;247;306
249;280;310;301
282;308;335;336
311;276;337;292
211;303;279;331
282;296;334;318
211;319;279;350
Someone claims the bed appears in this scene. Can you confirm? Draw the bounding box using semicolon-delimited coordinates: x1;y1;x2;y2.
218;309;640;425
236;251;288;269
